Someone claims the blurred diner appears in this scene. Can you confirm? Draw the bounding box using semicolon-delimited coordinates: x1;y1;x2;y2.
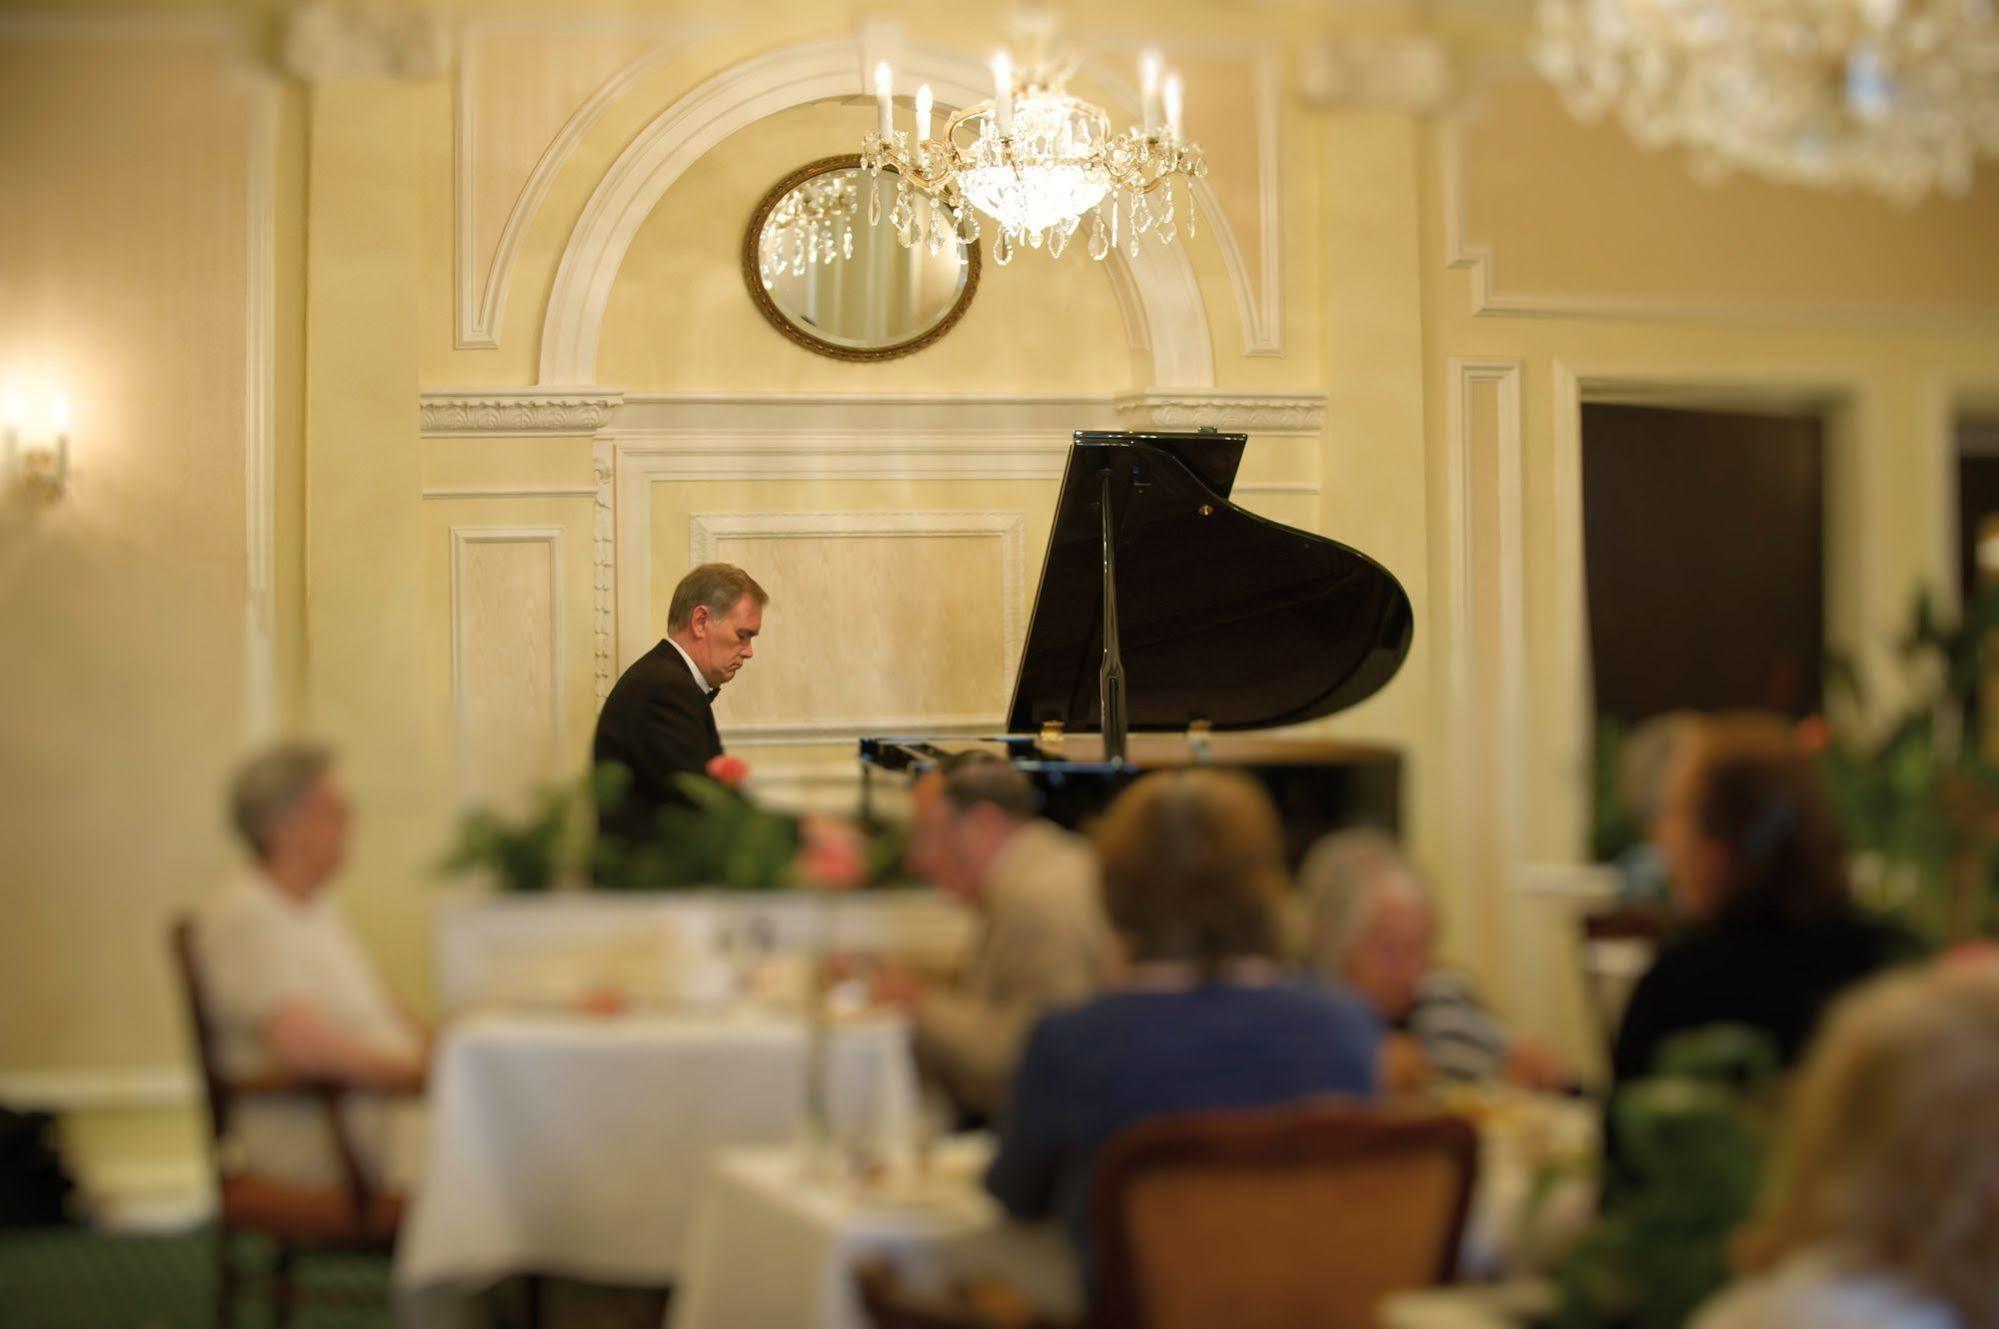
1298;829;1569;1093
985;768;1381;1274
192;742;428;1194
874;752;1114;1121
1612;712;1916;1092
1693;962;1999;1329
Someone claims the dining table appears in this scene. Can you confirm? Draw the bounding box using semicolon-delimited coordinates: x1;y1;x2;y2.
668;1135;1081;1329
393;1004;921;1321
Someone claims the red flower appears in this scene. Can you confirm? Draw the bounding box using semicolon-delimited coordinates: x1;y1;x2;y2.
705;754;752;789
1794;714;1832;755
796;814;868;891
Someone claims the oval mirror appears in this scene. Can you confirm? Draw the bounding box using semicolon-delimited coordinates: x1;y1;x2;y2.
743;155;980;362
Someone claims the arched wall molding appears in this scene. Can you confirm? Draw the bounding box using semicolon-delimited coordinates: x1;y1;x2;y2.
535;35;1222;389
455;35;677;349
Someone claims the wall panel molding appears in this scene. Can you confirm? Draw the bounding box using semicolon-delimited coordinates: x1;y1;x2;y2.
452;28;693;349
1114;389;1325;435
243;75;279;738
684;510;1027;747
448;525;566;802
420;388;622;435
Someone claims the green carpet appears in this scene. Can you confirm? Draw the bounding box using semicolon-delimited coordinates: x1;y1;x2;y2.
0;1226;669;1329
0;1226;391;1329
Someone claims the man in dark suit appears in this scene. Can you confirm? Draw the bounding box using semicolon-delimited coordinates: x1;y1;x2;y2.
592;562;767;848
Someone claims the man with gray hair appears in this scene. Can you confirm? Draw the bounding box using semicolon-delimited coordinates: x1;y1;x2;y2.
875;753;1113;1120
592;562;768;847
1297;829;1566;1092
192;742;427;1191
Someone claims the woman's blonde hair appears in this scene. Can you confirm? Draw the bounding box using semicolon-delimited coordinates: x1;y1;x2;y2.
1734;962;1999;1324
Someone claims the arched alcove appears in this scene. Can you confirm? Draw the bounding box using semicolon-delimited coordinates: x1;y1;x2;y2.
537;36;1219;389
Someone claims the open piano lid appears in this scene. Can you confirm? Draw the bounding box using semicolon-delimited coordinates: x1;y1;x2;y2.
1005;430;1414;734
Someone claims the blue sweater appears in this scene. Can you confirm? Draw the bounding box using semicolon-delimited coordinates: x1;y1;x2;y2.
984;980;1381;1275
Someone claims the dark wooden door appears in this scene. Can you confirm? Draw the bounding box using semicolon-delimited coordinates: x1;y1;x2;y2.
1582;404;1824;723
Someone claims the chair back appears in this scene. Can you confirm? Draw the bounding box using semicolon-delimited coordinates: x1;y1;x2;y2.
1578;908;1669;1059
170;915;235;1147
1089;1102;1477;1329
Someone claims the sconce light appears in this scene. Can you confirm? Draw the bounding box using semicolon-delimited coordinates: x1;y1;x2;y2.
4;389;71;506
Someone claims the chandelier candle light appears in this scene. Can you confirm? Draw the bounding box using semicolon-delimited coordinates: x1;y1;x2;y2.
1533;0;1999;202
860;34;1205;266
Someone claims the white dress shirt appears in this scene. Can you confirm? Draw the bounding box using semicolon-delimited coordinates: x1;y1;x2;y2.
664;636;712;696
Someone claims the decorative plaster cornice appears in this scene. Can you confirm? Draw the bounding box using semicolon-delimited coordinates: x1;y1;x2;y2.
1115;391;1327;436
420;390;623;436
282;1;451;81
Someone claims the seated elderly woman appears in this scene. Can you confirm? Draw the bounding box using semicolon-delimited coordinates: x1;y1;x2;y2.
1693;961;1999;1329
193;741;427;1192
985;768;1379;1270
1297;830;1566;1092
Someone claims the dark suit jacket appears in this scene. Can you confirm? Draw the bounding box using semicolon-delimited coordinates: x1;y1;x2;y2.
592;640;722;847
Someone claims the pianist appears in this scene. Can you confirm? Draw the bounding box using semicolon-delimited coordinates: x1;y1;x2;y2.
592;562;767;847
873;753;1113;1121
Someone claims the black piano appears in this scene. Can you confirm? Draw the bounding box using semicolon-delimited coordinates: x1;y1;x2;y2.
859;429;1414;865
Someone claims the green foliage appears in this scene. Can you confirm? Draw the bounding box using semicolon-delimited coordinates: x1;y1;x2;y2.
1592;715;1644;863
1818;583;1999;947
1549;1025;1781;1329
436;775;594;893
440;761;912;893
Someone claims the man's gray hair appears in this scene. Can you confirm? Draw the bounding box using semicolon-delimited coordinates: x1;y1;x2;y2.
939;751;1037;821
1294;828;1433;978
229;741;335;859
667;563;769;634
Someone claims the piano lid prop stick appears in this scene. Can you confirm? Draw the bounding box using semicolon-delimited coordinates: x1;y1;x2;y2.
1099;465;1129;765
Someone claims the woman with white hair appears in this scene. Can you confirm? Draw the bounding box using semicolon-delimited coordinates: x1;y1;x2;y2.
1297;829;1565;1092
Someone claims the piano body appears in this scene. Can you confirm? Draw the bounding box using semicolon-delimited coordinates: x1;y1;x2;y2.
859;429;1414;865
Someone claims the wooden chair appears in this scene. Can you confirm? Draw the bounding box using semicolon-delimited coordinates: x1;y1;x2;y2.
1088;1102;1478;1329
1577;908;1671;1061
170;917;404;1329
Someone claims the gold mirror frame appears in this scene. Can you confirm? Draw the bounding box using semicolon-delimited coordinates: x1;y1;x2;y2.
741;154;982;363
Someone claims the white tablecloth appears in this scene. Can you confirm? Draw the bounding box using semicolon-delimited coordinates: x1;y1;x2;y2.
395;1009;919;1303
669;1138;1080;1329
433;892;972;1015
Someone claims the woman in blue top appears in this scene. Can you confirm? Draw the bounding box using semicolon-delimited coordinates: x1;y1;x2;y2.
984;768;1381;1275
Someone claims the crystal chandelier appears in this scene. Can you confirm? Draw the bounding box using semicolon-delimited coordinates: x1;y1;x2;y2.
1533;0;1999;203
859;29;1205;266
756;172;862;288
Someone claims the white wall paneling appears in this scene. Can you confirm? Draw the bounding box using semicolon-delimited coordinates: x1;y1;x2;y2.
448;525;567;804
685;510;1027;746
1440;361;1526;1009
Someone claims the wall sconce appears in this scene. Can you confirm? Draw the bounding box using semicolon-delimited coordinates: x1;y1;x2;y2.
4;391;71;506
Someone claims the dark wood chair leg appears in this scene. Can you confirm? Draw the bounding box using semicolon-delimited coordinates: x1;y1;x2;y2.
272;1245;297;1329
523;1272;545;1329
213;1227;235;1329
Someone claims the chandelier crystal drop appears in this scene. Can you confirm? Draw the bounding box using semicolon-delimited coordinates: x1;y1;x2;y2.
757;173;861;287
1533;0;1999;203
860;23;1205;265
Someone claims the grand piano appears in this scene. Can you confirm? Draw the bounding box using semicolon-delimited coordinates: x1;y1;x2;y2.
859;429;1414;865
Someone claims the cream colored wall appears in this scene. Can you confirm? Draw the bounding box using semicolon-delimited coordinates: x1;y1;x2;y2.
0;22;301;1210
0;32;256;1069
1406;66;1999;1070
14;1;1999;1211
